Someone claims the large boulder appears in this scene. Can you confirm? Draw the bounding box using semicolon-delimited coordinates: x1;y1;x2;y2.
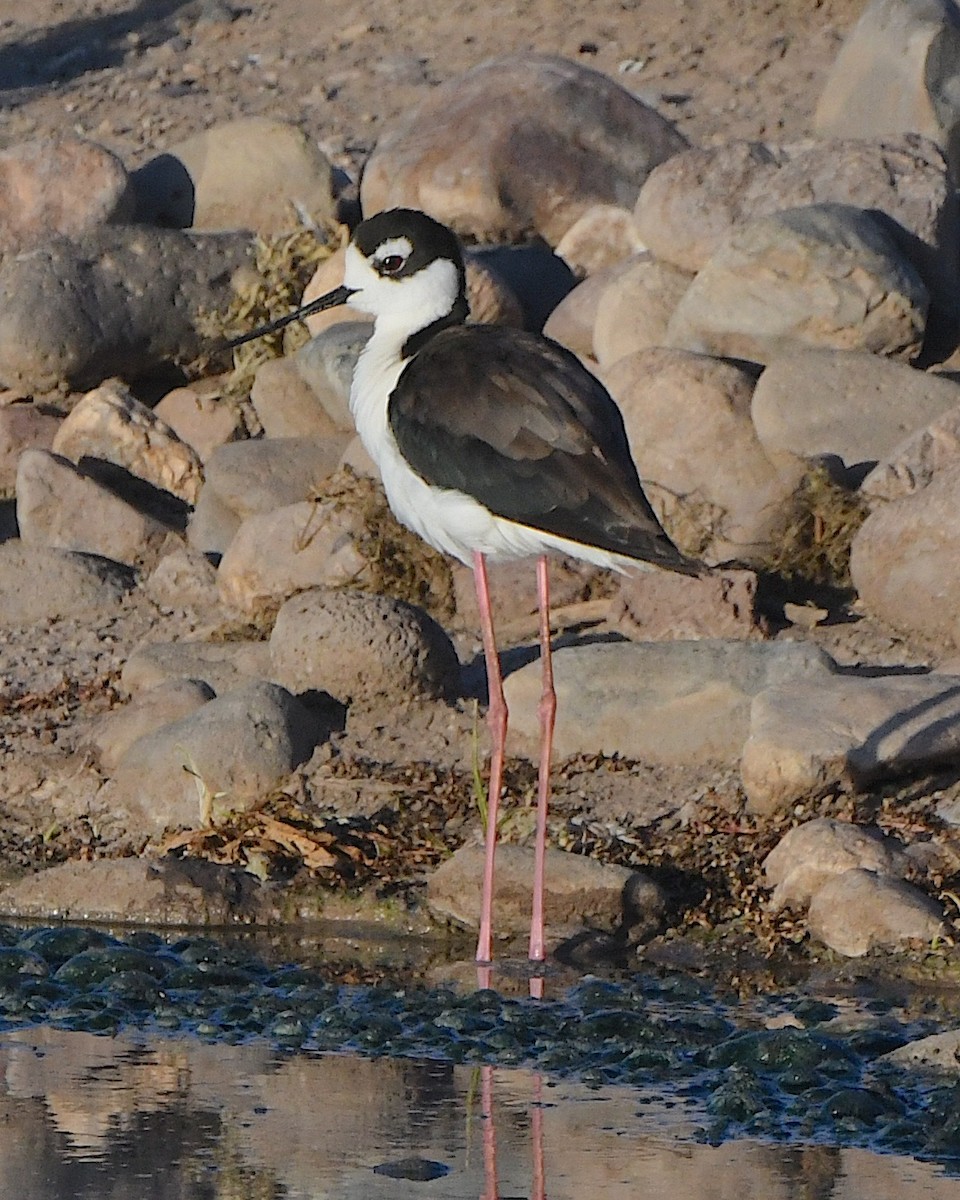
361;54;688;244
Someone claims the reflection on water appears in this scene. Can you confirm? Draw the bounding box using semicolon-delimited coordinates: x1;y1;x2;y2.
0;1026;953;1200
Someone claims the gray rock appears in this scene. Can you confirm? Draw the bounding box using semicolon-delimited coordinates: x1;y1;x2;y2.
121;639;272;696
603;348;790;563
132;117;337;234
0;542;132;627
0;134;133;256
0;226;252;393
882;1029;960;1073
850;459;960;646
186;486;242;558
293;322;372;432
270;587;458;705
751;349;960;487
553;203;645;277
426;843;636;943
593;256;693;368
542;260;634;360
16;449;182;569
144;545;220;612
763;818;907;910
111;681;325;829
52;379;204;505
217;499;369;617
743;669;960;812
861;398;960;501
807;868;944;956
611;568;764;641
0;402;60;497
666;203;929;364
0;858;270;926
361;54;688;244
90;678;216;772
635;135;959;312
203;436;349;521
814;0;960;178
503;639;834;766
250;357;344;440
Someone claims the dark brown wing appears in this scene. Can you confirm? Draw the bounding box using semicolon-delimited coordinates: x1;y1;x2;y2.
388;325;697;574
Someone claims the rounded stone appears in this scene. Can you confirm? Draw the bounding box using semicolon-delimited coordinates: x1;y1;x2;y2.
270;587;459;705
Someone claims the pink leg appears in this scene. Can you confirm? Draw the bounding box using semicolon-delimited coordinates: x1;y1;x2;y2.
473;551;507;966
529;554;556;963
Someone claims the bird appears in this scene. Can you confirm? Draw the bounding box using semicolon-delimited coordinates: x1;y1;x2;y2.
230;207;698;970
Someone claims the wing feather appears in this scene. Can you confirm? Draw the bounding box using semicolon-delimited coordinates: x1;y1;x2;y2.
388;325;695;572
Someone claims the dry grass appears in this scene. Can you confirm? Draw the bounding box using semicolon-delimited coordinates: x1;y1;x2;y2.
196;218;346;407
763;466;869;586
318;467;457;620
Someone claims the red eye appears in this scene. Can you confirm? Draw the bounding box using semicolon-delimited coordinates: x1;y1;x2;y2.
380;254;404;274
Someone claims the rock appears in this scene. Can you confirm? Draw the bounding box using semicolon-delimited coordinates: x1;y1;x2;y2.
850;460;960;647
860;398;960;501
144;544;220;611
0;858;271;926
806;868;944;956
426;843;636;942
0;402;60;496
592;256;693;368
635;140;781;273
270;587;459;705
882;1029;960;1073
603;348;789;563
763;818;907;910
216;499;368;617
52;379;204;505
16;449;183;569
250;357;344;439
203;436;349;521
503;639;834;766
153;386;246;462
89;678;215;772
291;323;371;431
814;0;960;178
131;117;337;234
121;639;272;696
0;542;132;627
743;668;960;812
0;134;133;256
751;350;960;487
361;54;688;244
186;485;242;559
554;204;646;277
541;259;636;359
611;567;765;640
110;681;325;829
665;204;929;364
634;136;959;312
0;226;252;393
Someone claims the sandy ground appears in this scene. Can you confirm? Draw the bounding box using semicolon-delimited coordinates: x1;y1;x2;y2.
0;0;862;175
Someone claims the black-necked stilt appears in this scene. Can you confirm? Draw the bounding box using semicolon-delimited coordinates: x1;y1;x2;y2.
232;208;698;968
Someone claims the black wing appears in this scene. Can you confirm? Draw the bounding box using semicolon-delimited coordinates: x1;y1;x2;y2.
388;325;697;574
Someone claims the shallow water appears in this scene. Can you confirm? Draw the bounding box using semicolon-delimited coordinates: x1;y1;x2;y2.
0;923;958;1195
0;1026;956;1200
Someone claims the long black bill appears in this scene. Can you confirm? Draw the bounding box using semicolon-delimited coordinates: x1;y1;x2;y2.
227;284;356;349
